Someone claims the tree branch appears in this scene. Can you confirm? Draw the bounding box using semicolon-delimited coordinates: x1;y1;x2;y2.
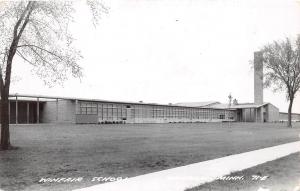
16;50;36;66
4;1;36;93
16;2;35;40
13;2;34;39
24;45;59;73
17;44;64;61
29;18;58;36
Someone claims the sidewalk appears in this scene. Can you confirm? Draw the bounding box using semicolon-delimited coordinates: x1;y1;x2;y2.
74;141;300;191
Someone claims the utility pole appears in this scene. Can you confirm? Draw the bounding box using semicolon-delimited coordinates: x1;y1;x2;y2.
228;93;232;128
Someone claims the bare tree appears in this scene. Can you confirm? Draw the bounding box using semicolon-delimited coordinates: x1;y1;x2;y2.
259;36;300;127
0;1;107;150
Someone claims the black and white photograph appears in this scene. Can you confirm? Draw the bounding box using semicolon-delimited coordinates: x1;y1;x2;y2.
1;0;300;191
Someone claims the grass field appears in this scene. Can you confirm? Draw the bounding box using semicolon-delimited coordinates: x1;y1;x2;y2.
187;152;300;191
0;122;300;191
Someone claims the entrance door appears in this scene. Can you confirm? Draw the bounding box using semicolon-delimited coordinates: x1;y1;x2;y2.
237;109;243;122
263;112;267;122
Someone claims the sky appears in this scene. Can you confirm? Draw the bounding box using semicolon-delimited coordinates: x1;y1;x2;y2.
10;0;300;113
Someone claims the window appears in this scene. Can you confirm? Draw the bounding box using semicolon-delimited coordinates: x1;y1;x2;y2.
79;102;97;115
219;114;225;119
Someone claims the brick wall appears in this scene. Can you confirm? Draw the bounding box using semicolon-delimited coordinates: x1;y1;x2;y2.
42;100;76;123
266;104;279;122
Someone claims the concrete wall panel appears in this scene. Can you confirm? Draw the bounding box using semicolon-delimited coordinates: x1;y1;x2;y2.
42;100;76;123
267;104;279;122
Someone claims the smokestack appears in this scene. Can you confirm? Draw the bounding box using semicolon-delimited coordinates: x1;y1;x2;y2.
254;51;263;105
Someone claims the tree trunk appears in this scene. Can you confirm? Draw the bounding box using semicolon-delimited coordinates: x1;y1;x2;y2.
0;90;10;150
0;1;34;150
287;98;293;127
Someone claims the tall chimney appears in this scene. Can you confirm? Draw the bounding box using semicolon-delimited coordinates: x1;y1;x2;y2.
254;51;263;105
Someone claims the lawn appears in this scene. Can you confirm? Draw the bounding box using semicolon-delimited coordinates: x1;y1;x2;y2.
187;152;300;191
0;122;300;191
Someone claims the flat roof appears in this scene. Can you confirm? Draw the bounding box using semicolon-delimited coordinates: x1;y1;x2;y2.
208;103;270;109
8;93;234;110
175;101;220;107
279;112;300;115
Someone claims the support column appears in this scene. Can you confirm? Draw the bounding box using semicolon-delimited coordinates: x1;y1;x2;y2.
75;100;78;114
75;100;78;123
102;104;104;121
115;104;118;121
37;98;40;123
27;102;30;124
56;98;59;122
15;96;18;124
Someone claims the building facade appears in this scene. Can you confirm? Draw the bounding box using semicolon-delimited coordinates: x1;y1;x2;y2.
0;52;298;124
279;112;300;122
0;93;291;124
3;95;237;124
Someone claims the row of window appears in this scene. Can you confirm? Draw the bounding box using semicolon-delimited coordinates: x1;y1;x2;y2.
77;102;236;120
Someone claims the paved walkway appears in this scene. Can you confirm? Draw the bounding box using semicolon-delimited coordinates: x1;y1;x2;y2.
74;141;300;191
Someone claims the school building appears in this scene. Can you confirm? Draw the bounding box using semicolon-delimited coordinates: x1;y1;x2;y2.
1;52;300;124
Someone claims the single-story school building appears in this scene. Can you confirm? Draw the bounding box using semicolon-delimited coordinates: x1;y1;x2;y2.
1;52;299;124
279;112;300;122
1;93;299;124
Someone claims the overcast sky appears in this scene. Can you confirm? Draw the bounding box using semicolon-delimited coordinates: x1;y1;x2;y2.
11;0;300;113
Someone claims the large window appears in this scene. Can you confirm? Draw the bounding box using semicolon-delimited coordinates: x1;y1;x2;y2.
219;114;225;119
79;102;97;115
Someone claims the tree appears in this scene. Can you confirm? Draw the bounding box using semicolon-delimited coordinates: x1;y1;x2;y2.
0;1;107;150
259;36;300;127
